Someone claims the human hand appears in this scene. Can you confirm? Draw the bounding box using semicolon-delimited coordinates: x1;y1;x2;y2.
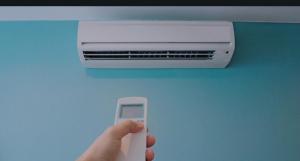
77;120;156;161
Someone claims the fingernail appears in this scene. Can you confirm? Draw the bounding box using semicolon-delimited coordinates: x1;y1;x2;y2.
136;122;144;128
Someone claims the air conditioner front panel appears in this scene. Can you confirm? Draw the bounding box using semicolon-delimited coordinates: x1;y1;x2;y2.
78;21;233;43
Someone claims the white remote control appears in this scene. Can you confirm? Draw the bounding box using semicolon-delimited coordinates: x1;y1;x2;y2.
115;97;147;161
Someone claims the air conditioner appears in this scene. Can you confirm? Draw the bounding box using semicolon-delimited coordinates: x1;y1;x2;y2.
77;21;235;68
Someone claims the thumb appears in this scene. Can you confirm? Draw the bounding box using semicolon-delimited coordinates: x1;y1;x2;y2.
108;120;144;140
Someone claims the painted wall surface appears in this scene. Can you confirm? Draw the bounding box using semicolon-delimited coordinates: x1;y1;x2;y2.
1;7;300;23
0;21;299;161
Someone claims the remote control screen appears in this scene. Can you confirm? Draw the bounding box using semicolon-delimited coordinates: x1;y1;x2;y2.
120;104;144;118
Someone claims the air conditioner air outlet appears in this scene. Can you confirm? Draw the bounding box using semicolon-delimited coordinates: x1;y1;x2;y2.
83;50;215;60
83;50;215;55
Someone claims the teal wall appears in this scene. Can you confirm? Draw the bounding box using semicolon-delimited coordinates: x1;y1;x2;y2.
0;22;299;161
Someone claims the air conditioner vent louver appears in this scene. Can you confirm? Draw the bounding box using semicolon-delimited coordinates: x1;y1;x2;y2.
83;50;215;60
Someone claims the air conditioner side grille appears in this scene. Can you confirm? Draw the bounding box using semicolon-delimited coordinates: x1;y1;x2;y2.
83;50;215;60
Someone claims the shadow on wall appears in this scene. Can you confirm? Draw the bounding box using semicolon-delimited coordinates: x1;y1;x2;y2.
85;22;300;79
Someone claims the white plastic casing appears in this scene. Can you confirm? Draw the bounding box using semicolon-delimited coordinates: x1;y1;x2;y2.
115;97;147;161
77;21;235;68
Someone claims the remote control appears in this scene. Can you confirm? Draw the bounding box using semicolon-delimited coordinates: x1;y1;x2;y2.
115;97;147;161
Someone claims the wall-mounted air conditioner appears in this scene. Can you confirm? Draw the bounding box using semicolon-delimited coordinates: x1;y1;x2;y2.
77;21;235;68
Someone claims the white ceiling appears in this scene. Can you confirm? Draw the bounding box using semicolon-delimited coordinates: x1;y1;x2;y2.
0;6;299;23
